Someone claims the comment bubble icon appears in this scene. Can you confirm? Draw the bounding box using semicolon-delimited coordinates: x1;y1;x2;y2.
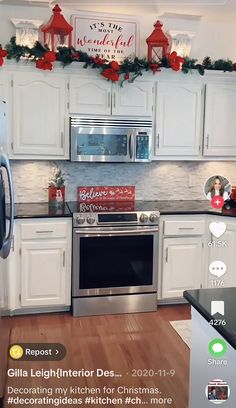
209;261;227;278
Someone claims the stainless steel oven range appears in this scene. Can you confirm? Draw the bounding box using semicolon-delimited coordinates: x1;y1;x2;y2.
72;210;159;316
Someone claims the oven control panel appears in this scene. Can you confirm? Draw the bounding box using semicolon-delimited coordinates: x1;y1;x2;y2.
73;211;160;227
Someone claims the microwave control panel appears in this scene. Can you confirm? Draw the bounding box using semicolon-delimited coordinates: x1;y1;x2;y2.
136;133;150;160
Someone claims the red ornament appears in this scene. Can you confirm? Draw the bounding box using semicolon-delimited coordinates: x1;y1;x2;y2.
91;56;105;65
110;60;120;71
146;20;169;62
0;47;8;67
40;4;73;51
35;51;56;71
149;63;161;74
101;68;120;82
168;51;185;71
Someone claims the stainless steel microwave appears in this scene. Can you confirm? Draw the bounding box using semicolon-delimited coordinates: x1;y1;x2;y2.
70;117;152;163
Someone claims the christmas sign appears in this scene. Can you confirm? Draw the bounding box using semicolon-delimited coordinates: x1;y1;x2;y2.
71;11;139;62
77;186;135;202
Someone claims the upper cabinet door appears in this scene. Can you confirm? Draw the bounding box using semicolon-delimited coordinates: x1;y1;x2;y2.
12;73;68;158
155;82;203;157
112;81;153;116
69;77;111;115
204;84;236;156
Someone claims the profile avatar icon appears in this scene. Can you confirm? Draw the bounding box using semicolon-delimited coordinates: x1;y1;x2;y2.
204;175;231;202
204;175;232;209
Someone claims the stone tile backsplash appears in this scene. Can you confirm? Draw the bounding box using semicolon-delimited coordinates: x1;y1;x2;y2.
10;160;236;203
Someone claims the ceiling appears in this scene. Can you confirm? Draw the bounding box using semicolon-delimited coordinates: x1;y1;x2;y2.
1;0;236;19
0;0;236;5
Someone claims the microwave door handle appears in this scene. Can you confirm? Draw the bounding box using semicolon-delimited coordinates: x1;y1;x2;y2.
0;150;14;259
128;134;134;160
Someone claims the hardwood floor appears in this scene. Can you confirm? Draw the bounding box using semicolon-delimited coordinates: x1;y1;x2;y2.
4;305;191;407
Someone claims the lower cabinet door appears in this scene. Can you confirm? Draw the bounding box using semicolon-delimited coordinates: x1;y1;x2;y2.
20;240;67;307
162;237;203;299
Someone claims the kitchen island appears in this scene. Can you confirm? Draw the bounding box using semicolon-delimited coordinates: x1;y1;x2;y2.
184;288;236;408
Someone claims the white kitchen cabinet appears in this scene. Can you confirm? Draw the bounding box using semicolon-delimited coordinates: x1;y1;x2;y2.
69;76;153;116
20;240;67;307
11;72;69;159
206;217;236;288
8;218;71;312
203;83;236;156
154;82;203;157
162;237;204;299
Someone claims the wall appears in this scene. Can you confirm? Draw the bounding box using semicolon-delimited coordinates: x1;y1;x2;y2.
11;160;236;203
0;4;236;61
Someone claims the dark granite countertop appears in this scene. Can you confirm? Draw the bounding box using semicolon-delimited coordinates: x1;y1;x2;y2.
184;288;236;351
12;202;71;219
67;200;236;216
10;200;236;218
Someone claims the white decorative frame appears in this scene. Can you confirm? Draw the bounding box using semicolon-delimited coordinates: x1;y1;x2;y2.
11;18;43;48
169;30;195;58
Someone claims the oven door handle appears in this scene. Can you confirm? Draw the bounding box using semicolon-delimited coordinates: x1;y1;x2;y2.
75;228;159;236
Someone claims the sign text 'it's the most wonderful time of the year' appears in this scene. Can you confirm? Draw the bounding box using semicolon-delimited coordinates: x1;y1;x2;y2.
71;12;139;62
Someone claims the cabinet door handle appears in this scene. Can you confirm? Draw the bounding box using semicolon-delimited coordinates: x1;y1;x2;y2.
113;92;116;108
206;134;209;148
35;230;53;234
157;134;160;148
108;91;111;108
165;248;168;262
63;250;66;267
178;227;195;230
61;131;64;148
11;235;15;251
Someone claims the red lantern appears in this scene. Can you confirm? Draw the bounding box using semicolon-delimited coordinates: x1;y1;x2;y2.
40;4;73;51
146;20;169;62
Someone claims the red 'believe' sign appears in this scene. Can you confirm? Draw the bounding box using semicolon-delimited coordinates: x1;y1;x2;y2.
77;186;135;202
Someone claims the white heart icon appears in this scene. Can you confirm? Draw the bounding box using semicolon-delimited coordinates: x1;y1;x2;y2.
209;222;226;238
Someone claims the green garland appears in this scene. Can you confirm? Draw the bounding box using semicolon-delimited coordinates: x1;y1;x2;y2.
2;37;236;83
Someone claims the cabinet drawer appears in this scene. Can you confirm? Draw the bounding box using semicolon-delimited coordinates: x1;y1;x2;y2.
163;220;205;236
21;222;67;240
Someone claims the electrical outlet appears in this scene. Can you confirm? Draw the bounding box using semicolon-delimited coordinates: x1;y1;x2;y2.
188;175;196;187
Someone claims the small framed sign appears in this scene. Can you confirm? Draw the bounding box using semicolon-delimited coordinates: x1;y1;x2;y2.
71;11;139;62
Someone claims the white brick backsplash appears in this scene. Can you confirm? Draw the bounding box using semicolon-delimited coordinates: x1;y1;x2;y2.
10;160;236;203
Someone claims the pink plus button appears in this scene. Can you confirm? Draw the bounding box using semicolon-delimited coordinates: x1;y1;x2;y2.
211;195;225;209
